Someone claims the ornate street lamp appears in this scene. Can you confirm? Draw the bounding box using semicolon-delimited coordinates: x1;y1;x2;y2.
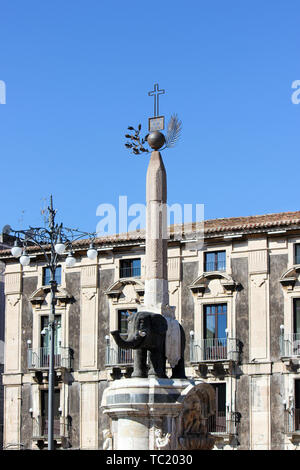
9;195;97;450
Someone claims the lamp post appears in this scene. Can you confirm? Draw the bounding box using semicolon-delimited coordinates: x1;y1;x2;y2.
9;195;97;450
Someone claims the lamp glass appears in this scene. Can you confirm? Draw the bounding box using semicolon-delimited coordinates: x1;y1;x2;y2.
20;253;30;266
66;254;76;267
11;245;23;257
87;248;97;260
55;243;66;255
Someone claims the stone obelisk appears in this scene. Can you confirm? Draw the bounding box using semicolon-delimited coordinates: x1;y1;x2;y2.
143;148;174;317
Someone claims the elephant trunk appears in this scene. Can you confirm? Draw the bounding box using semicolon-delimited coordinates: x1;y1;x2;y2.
111;330;145;350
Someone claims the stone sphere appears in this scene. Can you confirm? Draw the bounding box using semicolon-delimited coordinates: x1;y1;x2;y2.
147;131;166;150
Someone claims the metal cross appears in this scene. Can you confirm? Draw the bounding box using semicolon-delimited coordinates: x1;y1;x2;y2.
148;83;165;117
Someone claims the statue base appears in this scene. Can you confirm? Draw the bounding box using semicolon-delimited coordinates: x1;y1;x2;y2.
101;378;216;450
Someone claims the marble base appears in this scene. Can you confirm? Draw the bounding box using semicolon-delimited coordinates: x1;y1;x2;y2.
101;378;215;450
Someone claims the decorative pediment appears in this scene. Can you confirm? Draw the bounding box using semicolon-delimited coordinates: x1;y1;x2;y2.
29;286;73;308
189;272;239;297
105;279;145;303
280;267;300;291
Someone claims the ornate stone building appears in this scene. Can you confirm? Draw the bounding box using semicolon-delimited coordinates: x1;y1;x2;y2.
1;210;300;450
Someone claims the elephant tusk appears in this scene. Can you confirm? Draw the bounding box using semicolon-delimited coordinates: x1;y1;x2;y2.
138;330;147;337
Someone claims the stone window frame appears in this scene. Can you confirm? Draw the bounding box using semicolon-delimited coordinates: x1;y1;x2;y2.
287;237;300;270
110;302;139;333
114;251;145;284
198;243;233;278
193;296;234;343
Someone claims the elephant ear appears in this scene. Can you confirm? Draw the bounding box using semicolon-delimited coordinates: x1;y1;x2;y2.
150;314;168;335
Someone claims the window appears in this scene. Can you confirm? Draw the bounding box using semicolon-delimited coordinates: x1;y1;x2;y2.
211;383;226;433
40;389;60;437
204;251;226;272
118;309;137;338
204;304;227;340
293;299;300;336
203;304;227;360
119;259;141;278
43;266;62;286
40;315;62;367
117;309;137;363
295;245;300;265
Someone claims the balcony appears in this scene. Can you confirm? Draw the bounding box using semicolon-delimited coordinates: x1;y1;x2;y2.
105;344;133;367
284;408;300;444
190;338;240;376
208;411;238;435
190;337;240;362
27;347;73;371
32;416;71;448
280;333;300;358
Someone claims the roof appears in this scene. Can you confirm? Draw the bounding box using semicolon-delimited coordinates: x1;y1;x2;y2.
1;210;300;258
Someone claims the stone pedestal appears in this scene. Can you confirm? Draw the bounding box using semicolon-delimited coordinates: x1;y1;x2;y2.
101;378;216;450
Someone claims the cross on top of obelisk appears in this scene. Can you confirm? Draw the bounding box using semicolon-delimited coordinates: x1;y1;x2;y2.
148;83;165;132
148;83;165;117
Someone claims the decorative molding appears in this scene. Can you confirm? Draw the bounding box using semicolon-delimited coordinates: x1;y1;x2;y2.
105;279;145;303
280;267;299;291
82;289;97;301
7;294;21;307
250;274;267;288
167;257;181;281
189;272;240;297
29;286;73;308
248;250;268;274
81;265;98;288
5;272;22;295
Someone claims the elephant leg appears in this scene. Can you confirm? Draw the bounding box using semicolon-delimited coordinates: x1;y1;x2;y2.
171;326;186;379
171;357;186;379
132;349;148;378
148;349;167;378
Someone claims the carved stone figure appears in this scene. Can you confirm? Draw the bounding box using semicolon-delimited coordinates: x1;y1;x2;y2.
111;310;186;379
178;384;216;450
154;427;171;450
102;429;113;450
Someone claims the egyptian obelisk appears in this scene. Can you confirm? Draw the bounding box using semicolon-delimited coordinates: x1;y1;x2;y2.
143;147;174;317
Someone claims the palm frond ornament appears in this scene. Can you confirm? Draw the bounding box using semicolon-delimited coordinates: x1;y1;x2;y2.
165;114;182;149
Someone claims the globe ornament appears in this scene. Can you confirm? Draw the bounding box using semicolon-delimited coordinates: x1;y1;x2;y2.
147;131;166;150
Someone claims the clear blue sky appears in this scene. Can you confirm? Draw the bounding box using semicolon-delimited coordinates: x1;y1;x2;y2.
0;0;299;235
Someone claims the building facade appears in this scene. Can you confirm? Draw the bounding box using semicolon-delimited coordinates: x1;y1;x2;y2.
1;211;300;450
0;234;15;450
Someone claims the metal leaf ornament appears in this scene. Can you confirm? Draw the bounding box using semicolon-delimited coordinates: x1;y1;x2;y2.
124;124;149;156
165;114;182;148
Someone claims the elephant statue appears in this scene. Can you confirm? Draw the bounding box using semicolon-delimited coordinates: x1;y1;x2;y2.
111;311;186;379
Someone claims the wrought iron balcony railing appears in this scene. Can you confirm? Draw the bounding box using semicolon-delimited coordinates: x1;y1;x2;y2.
119;266;141;278
190;337;240;363
27;347;73;370
32;416;71;440
207;411;238;435
280;333;300;358
204;261;226;272
105;345;133;367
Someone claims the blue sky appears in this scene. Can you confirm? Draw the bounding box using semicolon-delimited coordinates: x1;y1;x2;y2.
0;0;299;235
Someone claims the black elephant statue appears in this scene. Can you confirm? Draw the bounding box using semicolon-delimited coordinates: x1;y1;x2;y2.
111;311;186;379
